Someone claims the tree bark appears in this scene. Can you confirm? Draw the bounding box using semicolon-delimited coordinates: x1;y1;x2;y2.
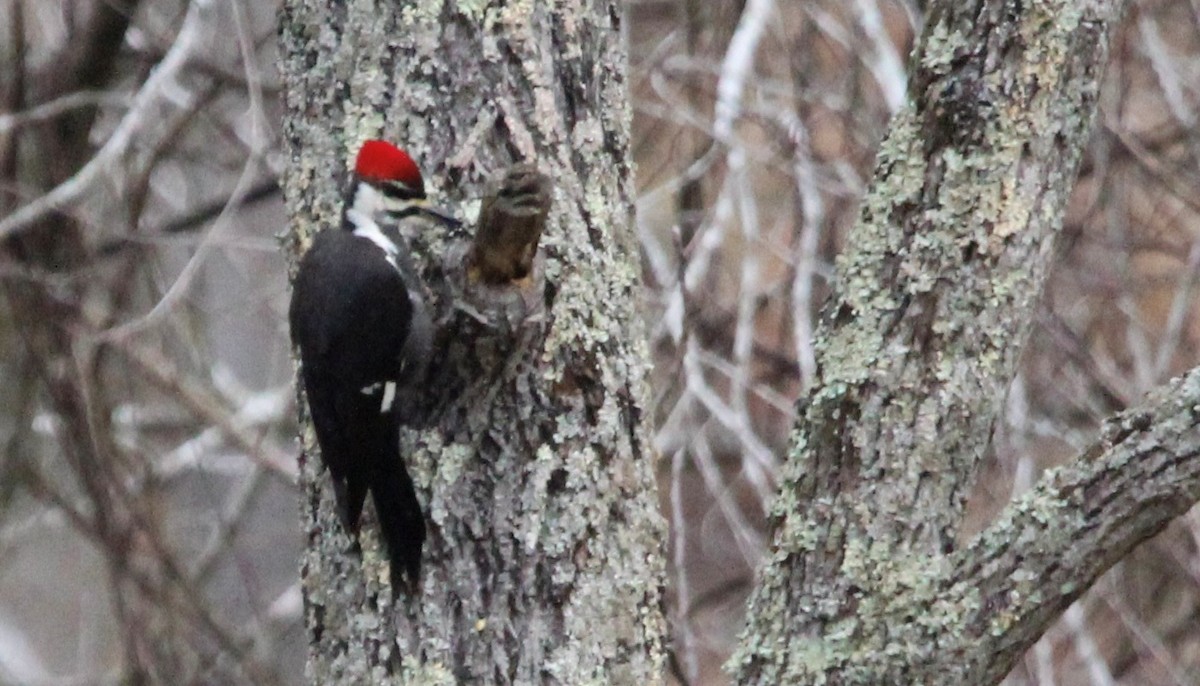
727;0;1162;684
277;2;666;683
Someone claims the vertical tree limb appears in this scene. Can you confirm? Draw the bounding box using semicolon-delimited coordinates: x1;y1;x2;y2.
730;0;1132;683
277;2;667;682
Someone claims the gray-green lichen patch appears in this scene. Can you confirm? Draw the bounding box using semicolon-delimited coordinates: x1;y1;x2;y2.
398;661;456;686
727;0;1126;682
281;0;665;681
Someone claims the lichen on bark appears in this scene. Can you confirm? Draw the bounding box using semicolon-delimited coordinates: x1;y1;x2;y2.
729;0;1135;684
278;1;666;683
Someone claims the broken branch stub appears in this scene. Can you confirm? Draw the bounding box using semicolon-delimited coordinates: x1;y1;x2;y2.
468;165;552;285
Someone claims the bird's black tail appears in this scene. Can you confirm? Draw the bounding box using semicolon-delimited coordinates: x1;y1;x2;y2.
371;454;426;596
303;374;370;535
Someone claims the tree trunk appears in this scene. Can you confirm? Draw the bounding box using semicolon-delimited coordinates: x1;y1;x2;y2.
726;0;1200;684
277;2;666;683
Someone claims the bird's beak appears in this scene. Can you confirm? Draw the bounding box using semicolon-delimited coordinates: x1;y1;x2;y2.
417;203;462;228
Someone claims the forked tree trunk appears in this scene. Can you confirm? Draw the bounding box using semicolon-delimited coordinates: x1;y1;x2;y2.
278;2;666;683
278;1;1200;685
730;0;1200;684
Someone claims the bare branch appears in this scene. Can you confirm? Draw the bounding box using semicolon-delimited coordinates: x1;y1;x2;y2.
0;90;131;136
0;0;211;240
952;367;1200;683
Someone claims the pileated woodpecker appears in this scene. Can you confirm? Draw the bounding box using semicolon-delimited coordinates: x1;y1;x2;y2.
288;139;453;594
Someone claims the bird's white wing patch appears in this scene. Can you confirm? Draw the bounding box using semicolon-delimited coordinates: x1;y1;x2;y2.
381;381;397;413
359;380;397;413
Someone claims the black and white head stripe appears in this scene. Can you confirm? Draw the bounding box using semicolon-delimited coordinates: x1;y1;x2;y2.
379;178;426;202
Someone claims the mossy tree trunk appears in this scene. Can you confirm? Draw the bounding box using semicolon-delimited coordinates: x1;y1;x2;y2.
730;0;1200;684
277;0;1200;684
277;2;666;683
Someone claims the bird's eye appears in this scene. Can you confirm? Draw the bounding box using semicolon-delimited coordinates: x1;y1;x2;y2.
381;179;424;202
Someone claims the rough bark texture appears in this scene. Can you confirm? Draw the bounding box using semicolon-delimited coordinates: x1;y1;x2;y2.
728;0;1139;684
277;2;666;684
951;368;1200;684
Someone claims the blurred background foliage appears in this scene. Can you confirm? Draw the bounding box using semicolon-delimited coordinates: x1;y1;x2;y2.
0;1;1197;684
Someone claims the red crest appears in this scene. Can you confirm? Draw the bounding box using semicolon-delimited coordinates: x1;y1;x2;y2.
354;140;424;193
